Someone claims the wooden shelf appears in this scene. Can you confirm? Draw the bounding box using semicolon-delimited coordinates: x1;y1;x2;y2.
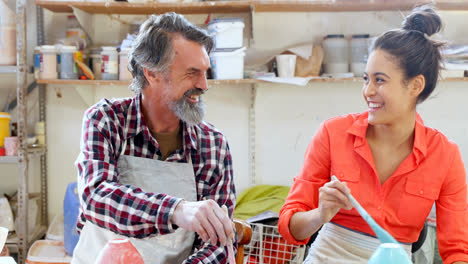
37;78;264;85
36;77;468;86
35;0;468;15
35;0;252;14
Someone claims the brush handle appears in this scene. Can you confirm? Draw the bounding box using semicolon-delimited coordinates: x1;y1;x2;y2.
331;175;398;244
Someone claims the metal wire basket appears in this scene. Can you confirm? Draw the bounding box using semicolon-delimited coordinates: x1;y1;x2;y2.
243;223;306;264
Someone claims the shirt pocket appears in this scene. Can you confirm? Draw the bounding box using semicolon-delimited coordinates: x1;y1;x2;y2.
332;165;360;183
332;166;361;216
397;179;440;225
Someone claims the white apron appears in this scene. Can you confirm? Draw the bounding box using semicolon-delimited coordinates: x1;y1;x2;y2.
304;222;412;264
72;143;197;264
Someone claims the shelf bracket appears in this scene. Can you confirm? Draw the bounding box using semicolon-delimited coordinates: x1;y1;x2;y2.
249;3;255;47
72;7;94;45
249;83;257;186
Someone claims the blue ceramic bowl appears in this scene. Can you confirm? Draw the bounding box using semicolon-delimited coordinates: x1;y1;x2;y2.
368;243;412;264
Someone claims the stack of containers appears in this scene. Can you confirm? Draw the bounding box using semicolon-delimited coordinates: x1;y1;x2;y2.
208;18;245;80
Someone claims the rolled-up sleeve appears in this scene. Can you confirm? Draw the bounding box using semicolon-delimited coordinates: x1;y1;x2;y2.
436;144;468;264
278;122;331;245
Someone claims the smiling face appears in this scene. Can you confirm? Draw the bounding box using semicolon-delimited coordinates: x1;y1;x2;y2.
362;49;420;126
144;35;211;125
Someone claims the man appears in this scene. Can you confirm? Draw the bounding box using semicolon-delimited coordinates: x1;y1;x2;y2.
73;12;236;263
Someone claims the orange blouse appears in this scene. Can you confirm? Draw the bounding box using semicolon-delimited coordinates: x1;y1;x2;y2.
278;112;468;264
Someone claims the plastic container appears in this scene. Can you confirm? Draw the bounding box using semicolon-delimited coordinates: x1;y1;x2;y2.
89;48;102;80
9;193;40;233
46;215;64;241
26;240;71;264
100;46;118;80
0;197;14;231
210;47;246;80
0;0;16;65
119;47;132;81
63;182;79;256
0;112;11;147
35;122;45;145
66;15;85;40
59;46;78;80
323;34;349;74
208;18;244;49
39;45;58;80
275;54;297;78
34;47;41;79
350;34;370;77
4;136;17;156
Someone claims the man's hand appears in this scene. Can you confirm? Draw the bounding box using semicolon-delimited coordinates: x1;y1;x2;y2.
172;199;234;246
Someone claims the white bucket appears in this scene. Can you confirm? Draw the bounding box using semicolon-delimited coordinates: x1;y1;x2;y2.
210;47;246;80
0;0;16;65
208;18;244;49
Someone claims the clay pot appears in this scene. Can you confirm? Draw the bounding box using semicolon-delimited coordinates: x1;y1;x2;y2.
95;238;143;264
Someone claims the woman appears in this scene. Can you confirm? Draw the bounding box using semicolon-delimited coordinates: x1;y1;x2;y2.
278;5;468;264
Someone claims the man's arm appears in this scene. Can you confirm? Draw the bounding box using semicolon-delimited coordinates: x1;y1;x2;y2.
76;107;182;237
181;137;237;263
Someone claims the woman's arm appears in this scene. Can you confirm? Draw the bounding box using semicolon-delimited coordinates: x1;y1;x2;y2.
289;179;352;241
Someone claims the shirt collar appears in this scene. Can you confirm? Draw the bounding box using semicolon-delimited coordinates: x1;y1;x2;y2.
182;122;199;150
133;93;199;151
346;111;427;161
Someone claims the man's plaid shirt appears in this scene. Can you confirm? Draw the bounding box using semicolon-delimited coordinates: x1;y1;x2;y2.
75;94;236;263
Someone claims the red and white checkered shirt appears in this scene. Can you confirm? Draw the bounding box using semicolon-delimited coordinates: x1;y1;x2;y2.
75;94;236;263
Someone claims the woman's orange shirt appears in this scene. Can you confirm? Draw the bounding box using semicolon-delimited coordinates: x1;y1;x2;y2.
278;112;468;264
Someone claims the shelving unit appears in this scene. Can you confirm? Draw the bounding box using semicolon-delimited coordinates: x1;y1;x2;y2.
34;0;468;14
1;0;49;263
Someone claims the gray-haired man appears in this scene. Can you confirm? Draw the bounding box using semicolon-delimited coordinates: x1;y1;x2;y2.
73;12;236;263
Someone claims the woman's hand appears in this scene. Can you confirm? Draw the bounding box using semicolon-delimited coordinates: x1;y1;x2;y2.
318;177;354;223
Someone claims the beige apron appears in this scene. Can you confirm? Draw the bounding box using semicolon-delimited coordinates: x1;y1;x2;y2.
304;222;412;264
72;142;197;264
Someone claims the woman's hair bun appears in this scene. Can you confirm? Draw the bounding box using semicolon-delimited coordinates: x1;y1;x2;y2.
401;5;442;36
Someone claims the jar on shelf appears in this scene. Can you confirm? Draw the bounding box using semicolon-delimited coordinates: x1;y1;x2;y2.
60;46;78;79
39;45;58;80
100;46;118;80
119;47;132;81
89;47;102;80
350;34;370;77
322;34;349;74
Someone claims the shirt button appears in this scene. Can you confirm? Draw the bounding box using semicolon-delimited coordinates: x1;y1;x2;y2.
420;190;424;195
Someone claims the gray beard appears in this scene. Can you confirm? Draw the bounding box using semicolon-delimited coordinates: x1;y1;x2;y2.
169;94;206;126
